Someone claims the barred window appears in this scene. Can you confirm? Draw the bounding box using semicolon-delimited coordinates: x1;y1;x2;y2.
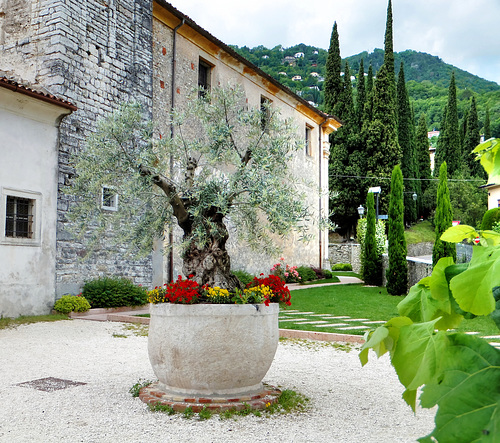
5;196;34;238
260;96;272;131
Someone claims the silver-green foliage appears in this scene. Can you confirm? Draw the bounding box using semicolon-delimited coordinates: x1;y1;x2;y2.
67;86;320;258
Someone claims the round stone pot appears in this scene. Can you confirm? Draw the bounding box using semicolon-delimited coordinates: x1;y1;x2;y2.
148;302;279;398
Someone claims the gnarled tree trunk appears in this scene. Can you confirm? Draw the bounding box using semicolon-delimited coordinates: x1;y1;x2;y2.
180;207;242;291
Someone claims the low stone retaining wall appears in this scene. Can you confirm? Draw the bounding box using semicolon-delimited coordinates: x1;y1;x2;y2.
328;243;361;273
382;255;433;292
330;242;433;293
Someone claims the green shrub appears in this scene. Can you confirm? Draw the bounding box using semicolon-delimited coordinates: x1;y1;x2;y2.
323;269;333;279
82;277;148;308
53;295;91;314
232;270;255;286
331;263;352;271
493;221;500;233
296;266;317;282
480;208;500;230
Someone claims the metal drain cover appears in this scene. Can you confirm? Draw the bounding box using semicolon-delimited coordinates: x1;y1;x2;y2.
16;377;87;392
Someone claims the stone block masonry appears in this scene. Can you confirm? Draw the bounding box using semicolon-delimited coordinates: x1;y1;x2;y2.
1;0;155;295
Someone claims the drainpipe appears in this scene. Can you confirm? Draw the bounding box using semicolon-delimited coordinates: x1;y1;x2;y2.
168;19;185;283
318;120;326;270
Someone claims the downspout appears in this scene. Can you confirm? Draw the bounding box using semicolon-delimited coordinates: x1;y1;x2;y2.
318;121;326;270
168;18;185;283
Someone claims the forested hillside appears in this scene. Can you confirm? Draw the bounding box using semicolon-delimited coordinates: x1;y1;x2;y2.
232;44;500;137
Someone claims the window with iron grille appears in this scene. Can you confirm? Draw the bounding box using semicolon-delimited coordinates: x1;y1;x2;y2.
198;59;212;98
5;196;34;238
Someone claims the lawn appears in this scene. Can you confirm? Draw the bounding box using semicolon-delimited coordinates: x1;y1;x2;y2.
283;284;499;336
404;220;436;244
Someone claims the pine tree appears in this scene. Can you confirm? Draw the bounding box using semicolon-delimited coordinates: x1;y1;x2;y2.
363;192;382;286
416;114;432;216
324;22;343;116
397;62;417;224
386;165;408;295
434;72;460;176
432;161;456;266
484;106;491;140
463;96;484;177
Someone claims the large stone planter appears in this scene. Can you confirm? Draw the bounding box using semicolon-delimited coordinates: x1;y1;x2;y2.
148;302;279;398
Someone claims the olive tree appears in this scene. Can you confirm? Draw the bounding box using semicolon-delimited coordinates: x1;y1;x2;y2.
67;86;323;291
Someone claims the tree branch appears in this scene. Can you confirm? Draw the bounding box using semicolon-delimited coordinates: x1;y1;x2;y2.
138;165;190;227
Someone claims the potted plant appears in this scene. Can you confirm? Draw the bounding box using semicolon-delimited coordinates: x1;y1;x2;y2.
147;274;291;399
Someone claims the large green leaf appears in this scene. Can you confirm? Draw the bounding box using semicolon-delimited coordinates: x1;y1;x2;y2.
441;224;478;243
359;316;413;366
491;286;500;330
390;319;448;411
472;138;500;183
450;246;500;315
398;263;464;330
419;333;500;443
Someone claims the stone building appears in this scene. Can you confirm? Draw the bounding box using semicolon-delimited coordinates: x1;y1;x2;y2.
0;0;340;316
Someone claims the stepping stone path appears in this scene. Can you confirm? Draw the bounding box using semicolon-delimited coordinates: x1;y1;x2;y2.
279;309;500;347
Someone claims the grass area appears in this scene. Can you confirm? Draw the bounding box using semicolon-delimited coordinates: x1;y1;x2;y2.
288;284;400;322
283;284;499;336
405;220;435;244
299;276;340;285
332;271;361;278
0;314;68;330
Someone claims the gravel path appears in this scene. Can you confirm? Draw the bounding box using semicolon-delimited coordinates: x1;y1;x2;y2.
0;320;435;442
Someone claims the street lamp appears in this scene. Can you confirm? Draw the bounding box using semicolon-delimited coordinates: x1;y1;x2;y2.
357;205;365;218
412;192;417;201
368;186;381;220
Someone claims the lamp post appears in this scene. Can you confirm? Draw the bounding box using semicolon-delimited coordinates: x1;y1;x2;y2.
357;205;365;218
368;186;381;220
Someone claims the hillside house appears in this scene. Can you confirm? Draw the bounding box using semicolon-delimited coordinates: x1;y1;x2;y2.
0;0;340;316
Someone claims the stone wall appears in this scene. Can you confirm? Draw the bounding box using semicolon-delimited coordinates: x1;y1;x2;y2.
382;255;432;292
1;0;155;295
407;242;433;257
328;243;361;273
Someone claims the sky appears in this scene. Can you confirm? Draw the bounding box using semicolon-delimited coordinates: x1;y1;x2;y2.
167;0;500;86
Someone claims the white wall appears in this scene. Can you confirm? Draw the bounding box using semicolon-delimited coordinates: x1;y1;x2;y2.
0;87;71;317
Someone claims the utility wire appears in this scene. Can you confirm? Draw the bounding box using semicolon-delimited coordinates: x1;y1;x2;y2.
330;174;485;182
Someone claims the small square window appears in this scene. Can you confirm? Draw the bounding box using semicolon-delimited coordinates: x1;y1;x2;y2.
5;196;34;238
198;59;212;98
101;187;118;211
305;125;313;156
1;188;41;246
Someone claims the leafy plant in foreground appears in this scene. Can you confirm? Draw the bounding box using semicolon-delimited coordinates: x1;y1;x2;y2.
360;223;500;442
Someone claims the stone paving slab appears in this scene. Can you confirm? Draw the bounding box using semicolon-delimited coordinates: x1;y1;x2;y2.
314;323;349;328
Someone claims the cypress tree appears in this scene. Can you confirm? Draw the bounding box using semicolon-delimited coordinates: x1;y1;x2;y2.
364;62;401;195
397;62;417;224
339;61;354;124
363;192;382;286
416;114;432;215
435;73;461;176
484;106;491;140
355;58;366;130
463;96;484;177
432;161;456;266
386;165;408;295
434;106;448;176
364;64;374;124
324;22;343;116
383;0;395;90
